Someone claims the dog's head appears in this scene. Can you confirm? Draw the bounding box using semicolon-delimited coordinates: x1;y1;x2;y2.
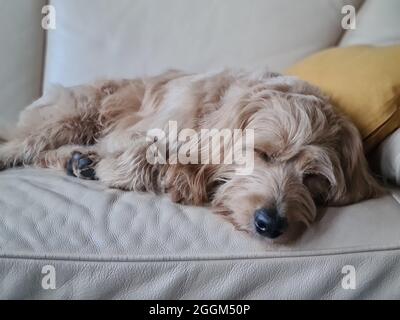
211;79;385;242
164;76;384;242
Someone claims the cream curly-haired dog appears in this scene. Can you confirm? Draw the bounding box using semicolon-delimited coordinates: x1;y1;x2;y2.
0;70;383;241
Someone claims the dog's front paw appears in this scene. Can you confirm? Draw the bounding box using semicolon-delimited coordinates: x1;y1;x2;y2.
67;151;99;180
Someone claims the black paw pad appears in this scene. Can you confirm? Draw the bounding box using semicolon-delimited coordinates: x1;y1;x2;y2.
79;167;96;179
78;157;93;169
67;151;98;180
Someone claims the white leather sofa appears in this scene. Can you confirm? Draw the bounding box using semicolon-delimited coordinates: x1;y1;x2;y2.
0;0;399;299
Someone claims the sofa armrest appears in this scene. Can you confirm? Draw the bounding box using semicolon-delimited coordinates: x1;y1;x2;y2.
376;128;400;185
0;0;46;138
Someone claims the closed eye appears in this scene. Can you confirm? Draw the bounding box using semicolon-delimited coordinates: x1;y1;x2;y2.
256;150;272;163
303;173;330;205
207;178;228;200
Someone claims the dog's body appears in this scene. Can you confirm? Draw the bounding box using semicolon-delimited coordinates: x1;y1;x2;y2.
0;69;383;241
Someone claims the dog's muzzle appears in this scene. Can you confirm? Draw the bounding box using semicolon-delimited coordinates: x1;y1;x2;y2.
254;208;288;239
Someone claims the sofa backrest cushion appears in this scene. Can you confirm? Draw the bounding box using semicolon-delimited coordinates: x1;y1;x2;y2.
43;0;363;88
340;0;400;47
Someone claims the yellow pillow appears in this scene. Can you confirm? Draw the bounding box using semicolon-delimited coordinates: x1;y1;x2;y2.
286;45;400;152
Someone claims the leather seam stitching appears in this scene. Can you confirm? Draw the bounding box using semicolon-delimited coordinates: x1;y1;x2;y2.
1;246;400;263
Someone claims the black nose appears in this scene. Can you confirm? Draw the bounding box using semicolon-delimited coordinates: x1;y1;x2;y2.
254;208;288;239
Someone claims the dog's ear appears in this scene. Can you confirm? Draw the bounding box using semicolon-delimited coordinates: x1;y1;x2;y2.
333;118;385;205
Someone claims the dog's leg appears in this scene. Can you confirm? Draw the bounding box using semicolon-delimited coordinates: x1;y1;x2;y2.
0;112;101;171
0;141;22;170
31;145;98;179
97;138;161;191
0;143;99;179
68;136;161;191
0;84;104;171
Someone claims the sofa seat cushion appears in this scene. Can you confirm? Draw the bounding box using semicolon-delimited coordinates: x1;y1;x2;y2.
1;168;400;299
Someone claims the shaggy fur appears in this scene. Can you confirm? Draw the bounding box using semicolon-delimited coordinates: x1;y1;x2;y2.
0;69;384;242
